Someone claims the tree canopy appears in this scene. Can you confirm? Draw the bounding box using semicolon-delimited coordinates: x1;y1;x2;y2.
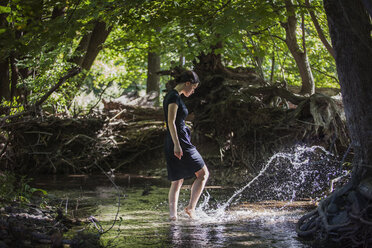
0;0;338;113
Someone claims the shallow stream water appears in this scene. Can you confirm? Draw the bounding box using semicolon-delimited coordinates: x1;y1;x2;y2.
32;174;312;248
31;145;347;247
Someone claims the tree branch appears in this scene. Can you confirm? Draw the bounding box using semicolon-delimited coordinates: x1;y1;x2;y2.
214;0;232;17
249;24;278;35
305;0;335;58
311;66;339;83
35;67;81;107
270;34;286;42
301;11;306;55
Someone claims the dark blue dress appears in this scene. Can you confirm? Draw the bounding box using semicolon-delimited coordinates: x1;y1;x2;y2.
163;90;205;181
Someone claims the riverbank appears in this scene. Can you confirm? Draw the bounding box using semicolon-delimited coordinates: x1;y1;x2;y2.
0;186;101;248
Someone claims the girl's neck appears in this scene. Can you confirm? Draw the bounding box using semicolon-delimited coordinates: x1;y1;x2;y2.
174;84;184;95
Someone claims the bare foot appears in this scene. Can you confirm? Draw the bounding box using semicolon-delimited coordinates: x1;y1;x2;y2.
185;207;195;219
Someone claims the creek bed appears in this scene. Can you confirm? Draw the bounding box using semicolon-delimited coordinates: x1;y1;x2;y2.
29;173;318;248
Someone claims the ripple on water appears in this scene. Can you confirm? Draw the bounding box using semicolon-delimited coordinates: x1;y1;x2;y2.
166;206;310;248
31;145;343;248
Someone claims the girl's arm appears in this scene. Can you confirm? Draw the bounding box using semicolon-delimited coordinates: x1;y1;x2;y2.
168;103;183;159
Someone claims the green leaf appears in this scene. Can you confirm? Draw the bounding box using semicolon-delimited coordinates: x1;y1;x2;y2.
31;188;48;195
0;6;11;14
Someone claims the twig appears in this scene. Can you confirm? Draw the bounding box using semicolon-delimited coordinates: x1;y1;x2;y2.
47;155;57;173
64;134;97;145
109;108;127;122
295;119;317;126
65;197;69;215
0;138;9;158
90;160;123;235
24;131;53;136
28;152;52;155
88;216;104;233
212;0;232;18
88;81;112;115
311;66;339;83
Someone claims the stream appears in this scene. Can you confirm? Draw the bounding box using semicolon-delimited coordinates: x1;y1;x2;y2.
30;145;347;247
32;174;311;248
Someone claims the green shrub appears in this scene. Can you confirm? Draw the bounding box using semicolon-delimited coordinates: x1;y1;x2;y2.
0;172;47;205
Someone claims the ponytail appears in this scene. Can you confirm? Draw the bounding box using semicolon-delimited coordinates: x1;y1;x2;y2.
165;70;200;91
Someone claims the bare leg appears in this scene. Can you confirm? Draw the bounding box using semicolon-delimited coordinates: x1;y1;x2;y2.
169;179;184;220
185;166;209;218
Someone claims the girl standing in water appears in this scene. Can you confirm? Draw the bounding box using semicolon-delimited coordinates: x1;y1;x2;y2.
163;70;209;221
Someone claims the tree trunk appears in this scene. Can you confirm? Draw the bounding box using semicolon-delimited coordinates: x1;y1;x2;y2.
194;41;225;79
179;55;185;66
51;5;66;19
70;33;92;67
70;21;111;72
246;32;265;80
0;2;10;102
9;53;18;100
81;21;112;71
282;0;315;96
296;0;372;245
324;0;372;181
270;52;275;82
146;50;160;103
0;58;10;101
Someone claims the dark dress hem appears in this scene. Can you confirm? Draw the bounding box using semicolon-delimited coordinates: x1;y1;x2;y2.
168;164;205;182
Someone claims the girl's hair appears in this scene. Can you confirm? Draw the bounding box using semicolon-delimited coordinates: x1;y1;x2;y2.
167;70;200;89
176;70;200;85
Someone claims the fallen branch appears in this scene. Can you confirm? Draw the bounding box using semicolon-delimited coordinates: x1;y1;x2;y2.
246;85;307;105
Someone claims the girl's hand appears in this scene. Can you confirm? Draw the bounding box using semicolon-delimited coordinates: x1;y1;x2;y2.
174;145;183;160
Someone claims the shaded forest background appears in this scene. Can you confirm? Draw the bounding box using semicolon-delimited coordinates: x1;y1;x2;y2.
0;0;348;181
1;0;372;247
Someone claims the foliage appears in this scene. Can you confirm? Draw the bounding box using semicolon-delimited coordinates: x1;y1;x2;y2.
101;0;338;89
0;0;339;114
0;171;47;205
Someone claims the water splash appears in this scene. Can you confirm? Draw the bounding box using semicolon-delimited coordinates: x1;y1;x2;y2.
191;145;349;221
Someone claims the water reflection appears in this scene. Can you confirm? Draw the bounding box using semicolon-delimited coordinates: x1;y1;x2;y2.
166;210;309;248
29;145;343;248
169;223;226;247
33;174;313;247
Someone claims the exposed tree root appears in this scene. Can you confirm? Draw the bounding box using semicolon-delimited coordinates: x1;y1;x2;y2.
185;74;348;172
0;104;165;174
1;70;348;176
296;180;372;247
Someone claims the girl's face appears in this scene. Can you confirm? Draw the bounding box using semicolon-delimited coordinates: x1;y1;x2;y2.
183;82;199;97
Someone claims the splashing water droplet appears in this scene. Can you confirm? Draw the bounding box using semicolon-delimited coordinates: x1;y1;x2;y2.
190;145;349;222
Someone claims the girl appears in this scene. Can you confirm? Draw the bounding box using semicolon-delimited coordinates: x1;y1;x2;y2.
163;70;209;220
